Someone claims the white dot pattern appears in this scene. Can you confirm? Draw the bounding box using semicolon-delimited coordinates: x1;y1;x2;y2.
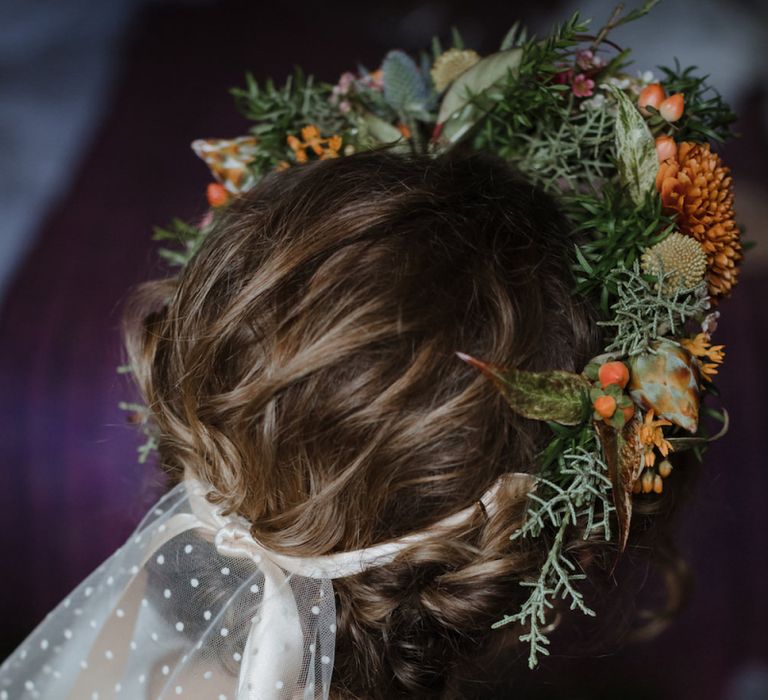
0;480;337;699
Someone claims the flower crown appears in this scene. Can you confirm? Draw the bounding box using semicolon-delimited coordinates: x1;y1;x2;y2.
138;0;742;670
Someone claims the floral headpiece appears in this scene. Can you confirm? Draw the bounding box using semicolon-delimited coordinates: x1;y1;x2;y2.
142;0;741;670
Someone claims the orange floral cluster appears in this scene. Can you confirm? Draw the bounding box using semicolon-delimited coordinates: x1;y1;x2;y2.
287;125;342;163
656;141;741;297
682;332;726;381
634;409;674;494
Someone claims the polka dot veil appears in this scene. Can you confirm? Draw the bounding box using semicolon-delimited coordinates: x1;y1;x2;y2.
0;472;517;699
0;477;341;700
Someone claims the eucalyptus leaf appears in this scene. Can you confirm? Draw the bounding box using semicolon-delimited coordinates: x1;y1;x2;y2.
608;85;657;206
437;48;523;125
457;353;588;425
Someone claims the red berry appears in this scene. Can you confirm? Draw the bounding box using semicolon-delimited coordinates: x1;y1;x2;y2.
206;182;229;208
593;395;617;419
598;361;630;389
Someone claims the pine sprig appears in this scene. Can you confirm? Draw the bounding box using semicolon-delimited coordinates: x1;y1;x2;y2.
599;262;709;356
493;439;614;668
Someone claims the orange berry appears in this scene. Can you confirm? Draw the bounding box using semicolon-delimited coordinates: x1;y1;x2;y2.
397;123;412;139
598;361;630;389
641;470;654;493
206;182;229;208
622;404;636;422
659;93;684;122
658;460;673;478
653;474;664;494
593;395;617;419
632;478;642;494
638;83;666;115
655;135;678;162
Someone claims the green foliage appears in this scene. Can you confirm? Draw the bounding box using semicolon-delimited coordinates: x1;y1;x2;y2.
490;94;616;193
598;263;709;356
655;61;737;143
231;69;352;175
153;218;208;268
493;434;614;668
565;186;674;304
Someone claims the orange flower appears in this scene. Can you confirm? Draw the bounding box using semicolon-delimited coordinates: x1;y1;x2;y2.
639;409;673;467
681;333;725;381
286;125;343;163
656;142;741;297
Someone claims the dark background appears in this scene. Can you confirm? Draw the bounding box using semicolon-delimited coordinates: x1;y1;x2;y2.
1;1;766;697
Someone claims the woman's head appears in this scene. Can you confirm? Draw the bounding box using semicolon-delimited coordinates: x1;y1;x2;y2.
123;150;636;696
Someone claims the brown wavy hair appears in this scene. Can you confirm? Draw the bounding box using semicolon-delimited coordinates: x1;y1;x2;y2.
123;150;689;697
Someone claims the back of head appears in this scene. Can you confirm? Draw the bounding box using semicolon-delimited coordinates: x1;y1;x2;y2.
124;150;602;697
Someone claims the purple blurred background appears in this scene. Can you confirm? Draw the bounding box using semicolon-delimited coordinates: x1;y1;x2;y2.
1;0;766;697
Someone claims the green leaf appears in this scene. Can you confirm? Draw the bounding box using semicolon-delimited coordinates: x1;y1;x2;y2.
457;353;588;425
382;50;428;113
608;85;657;206
357;111;405;145
437;48;523;125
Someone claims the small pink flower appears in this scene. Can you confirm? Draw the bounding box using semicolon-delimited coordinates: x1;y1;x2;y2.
333;71;356;97
576;49;607;71
572;73;595;97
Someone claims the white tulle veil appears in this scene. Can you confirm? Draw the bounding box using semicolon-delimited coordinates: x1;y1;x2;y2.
0;471;523;699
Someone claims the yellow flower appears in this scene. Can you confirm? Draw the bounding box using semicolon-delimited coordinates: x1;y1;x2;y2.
639;409;673;467
681;333;725;381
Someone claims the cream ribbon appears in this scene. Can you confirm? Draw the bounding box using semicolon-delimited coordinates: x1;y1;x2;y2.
162;472;532;699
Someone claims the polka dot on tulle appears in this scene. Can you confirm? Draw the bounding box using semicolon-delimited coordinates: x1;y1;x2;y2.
330;623;337;633
158;524;167;533
129;642;137;651
79;660;87;670
114;683;122;693
130;566;139;575
308;644;315;653
175;686;183;695
184;544;193;554
64;630;73;640
220;628;229;637
156;555;165;565
164;589;172;599
203;671;212;680
106;576;114;586
233;652;242;662
275;680;284;690
162;665;170;676
221;567;230;575
253;554;262;563
321;655;330;665
203;610;212;621
141;598;148;608
151;633;159;642
116;609;125;618
176;622;185;632
84;587;93;597
104;650;114;660
218;695;228;700
190;578;199;588
311;606;320;615
24;681;34;691
40;640;48;650
250;584;259;594
91;692;98;700
1;690;9;699
138;674;146;684
154;508;164;516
